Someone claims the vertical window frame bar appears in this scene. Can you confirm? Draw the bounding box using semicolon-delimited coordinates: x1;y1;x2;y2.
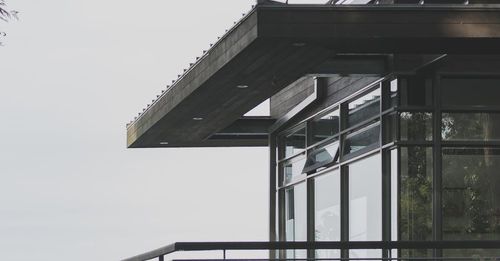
381;80;390;259
433;73;443;258
340;164;349;259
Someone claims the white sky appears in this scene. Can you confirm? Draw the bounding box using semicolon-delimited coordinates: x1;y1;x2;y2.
0;1;279;260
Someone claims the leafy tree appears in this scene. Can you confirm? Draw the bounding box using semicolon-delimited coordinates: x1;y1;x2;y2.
0;0;17;21
0;0;18;45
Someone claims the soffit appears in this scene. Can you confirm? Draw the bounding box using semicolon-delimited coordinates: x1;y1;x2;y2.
126;4;500;148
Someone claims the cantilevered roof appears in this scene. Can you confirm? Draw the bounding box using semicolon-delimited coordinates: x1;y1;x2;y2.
127;2;500;148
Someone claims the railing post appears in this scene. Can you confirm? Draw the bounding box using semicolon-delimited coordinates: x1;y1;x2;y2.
223;249;226;260
159;255;164;261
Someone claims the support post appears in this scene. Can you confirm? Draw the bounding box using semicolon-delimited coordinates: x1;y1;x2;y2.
269;133;277;260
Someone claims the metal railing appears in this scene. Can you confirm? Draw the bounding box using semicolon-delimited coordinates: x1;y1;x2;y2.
121;241;500;261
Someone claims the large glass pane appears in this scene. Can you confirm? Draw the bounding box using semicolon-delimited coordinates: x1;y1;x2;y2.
282;126;306;159
400;112;433;141
442;113;500;141
346;87;381;128
442;77;500;107
314;170;341;259
400;76;433;107
442;148;500;257
282;156;306;185
303;141;339;173
349;154;382;259
400;147;433;257
343;123;380;156
285;183;307;259
310;108;340;146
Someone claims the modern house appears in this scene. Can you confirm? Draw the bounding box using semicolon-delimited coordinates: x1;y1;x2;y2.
124;0;500;260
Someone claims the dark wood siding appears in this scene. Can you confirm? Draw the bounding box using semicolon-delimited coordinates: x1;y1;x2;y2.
270;77;315;119
271;76;381;131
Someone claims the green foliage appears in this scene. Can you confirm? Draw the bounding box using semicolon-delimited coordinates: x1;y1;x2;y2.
441;112;500;256
400;112;432;140
400;146;433;258
400;111;500;257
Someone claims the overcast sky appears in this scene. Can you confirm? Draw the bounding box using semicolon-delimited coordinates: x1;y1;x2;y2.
0;1;277;260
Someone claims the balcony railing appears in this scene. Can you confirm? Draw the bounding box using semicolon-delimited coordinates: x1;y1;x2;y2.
121;241;500;261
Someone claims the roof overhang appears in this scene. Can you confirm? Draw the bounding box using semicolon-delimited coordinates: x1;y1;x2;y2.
127;4;500;148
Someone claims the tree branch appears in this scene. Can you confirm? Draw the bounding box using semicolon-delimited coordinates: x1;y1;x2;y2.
0;0;18;45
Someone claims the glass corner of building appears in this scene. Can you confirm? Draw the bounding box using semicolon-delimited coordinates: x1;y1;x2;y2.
272;73;500;259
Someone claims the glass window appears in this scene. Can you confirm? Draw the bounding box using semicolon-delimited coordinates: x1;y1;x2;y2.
282;126;306;159
442;148;500;257
388;79;399;109
400;147;433;257
343;123;380;156
314;170;341;259
310;108;340;146
303;141;339;173
442;77;500;107
442;113;500;141
282;156;306;185
346;87;381;128
400;76;433;107
285;183;307;259
400;112;433;141
349;154;382;259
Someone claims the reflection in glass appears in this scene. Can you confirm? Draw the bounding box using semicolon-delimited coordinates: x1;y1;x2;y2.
400;112;433;141
283;127;306;159
347;88;381;128
349;154;382;259
303;141;339;173
442;113;500;141
285;183;307;259
315;170;341;259
400;147;433;258
310;108;340;145
343;123;380;156
442;148;500;257
442;77;500;107
282;156;306;185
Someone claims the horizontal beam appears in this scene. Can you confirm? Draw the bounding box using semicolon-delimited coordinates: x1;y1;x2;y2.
258;5;500;54
309;55;389;76
132;117;276;148
212;116;275;136
207;116;275;146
